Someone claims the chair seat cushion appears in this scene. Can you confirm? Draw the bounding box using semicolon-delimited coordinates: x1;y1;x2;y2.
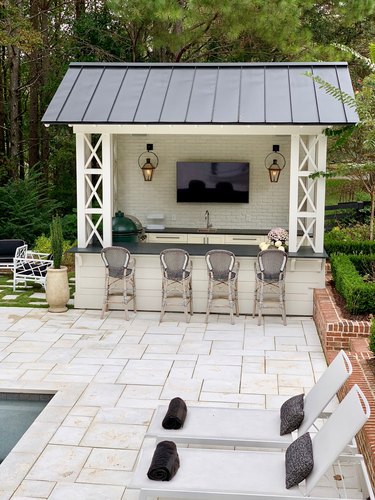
285;432;314;488
280;394;304;435
166;271;190;281
18;262;49;277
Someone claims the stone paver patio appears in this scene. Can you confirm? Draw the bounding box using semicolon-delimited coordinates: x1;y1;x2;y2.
0;307;366;499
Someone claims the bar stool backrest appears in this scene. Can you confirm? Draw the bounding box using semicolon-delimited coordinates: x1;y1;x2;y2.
258;248;287;280
205;249;236;281
160;248;190;280
101;246;131;279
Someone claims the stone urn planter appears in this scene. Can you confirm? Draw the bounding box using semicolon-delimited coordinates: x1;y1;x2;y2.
46;266;70;313
45;215;70;313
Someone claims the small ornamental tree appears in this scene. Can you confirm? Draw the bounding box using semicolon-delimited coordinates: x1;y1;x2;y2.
50;216;64;269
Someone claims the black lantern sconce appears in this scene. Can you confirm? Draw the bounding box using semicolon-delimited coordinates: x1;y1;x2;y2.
138;144;159;181
264;145;286;183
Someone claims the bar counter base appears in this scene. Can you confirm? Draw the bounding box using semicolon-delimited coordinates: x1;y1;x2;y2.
73;244;326;316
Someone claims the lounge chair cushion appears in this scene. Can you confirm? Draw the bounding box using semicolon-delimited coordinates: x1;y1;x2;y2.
285;432;314;489
280;394;304;435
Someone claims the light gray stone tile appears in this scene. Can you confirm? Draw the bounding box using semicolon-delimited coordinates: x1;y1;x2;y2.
48;483;124;500
78;383;125;406
80;423;146;450
27;445;91;482
85;448;138;471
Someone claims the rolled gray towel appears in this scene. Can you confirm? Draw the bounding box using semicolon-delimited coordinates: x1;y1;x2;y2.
162;397;187;429
147;441;180;481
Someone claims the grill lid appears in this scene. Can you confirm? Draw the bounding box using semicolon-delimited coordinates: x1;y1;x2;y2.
112;211;138;234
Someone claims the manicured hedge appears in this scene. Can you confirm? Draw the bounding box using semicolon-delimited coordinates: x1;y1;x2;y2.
324;233;375;255
369;319;375;356
330;254;375;314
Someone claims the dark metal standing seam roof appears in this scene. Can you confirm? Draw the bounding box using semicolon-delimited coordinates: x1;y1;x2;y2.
42;62;358;125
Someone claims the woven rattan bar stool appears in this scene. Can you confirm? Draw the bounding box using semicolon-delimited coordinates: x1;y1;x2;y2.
253;248;287;326
100;246;136;320
160;248;193;322
205;249;239;324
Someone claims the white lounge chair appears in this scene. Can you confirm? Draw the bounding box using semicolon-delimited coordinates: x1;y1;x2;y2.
130;385;372;500
148;350;352;448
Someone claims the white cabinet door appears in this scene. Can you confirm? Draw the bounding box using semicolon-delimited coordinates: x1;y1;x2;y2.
224;234;264;245
147;233;188;243
207;234;225;244
187;234;205;244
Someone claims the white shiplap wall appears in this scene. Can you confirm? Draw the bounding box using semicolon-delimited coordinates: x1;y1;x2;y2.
116;134;290;229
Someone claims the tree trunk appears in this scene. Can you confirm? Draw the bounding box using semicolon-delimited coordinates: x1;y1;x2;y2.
370;190;375;241
75;0;85;19
0;47;6;161
40;0;50;180
8;43;21;178
28;0;41;170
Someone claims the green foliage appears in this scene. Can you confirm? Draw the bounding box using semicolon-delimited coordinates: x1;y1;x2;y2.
306;73;357;108
33;235;75;268
325;228;375;255
330;254;375;314
62;211;77;241
50;216;64;269
0;171;60;244
369;319;375;355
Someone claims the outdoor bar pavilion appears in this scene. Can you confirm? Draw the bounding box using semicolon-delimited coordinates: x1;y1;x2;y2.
42;62;358;316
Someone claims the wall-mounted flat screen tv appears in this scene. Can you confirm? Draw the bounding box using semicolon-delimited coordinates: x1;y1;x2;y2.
176;161;249;203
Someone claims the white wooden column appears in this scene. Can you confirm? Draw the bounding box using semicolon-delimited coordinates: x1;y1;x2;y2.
102;133;113;247
75;132;111;248
314;134;327;252
288;134;300;252
288;134;327;253
76;132;88;248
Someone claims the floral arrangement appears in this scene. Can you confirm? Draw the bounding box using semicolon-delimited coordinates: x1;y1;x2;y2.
259;227;288;252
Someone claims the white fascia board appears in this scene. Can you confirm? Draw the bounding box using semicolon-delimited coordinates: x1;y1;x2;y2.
72;124;328;136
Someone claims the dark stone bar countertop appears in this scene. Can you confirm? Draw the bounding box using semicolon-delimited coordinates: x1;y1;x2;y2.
70;242;327;259
144;227;270;235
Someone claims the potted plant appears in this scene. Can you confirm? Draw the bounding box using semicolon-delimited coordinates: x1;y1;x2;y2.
45;216;70;312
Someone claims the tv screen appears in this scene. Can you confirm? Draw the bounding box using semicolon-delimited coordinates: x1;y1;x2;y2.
176;162;249;203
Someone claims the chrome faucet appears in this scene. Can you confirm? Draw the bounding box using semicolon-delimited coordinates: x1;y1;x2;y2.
204;210;212;229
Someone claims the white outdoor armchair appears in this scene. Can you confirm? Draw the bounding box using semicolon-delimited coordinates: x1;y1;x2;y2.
13;244;53;291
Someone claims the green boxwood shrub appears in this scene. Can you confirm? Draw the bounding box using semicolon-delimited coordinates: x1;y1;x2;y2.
33;235;75;268
325;232;375;255
330;254;375;314
369;319;375;356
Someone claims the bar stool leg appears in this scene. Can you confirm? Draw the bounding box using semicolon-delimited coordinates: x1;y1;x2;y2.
132;275;137;313
234;280;239;317
189;279;193;316
228;283;234;325
280;280;287;326
101;274;109;319
257;281;264;326
206;277;213;323
160;279;167;322
123;278;129;322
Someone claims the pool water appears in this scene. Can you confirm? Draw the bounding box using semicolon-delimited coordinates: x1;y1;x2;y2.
0;395;53;462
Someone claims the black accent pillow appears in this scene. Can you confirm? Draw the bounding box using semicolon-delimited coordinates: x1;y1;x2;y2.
280;393;304;436
285;432;314;489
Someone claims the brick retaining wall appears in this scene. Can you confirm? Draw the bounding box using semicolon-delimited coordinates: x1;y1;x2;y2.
313;287;371;355
314;286;374;492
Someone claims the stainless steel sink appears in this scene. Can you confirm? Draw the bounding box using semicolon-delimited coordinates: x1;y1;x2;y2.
197;228;218;233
